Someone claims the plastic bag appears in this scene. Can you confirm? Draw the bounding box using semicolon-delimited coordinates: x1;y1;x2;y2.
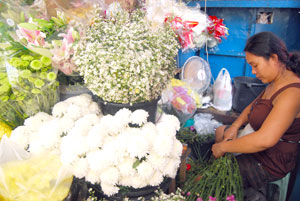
193;113;222;135
161;78;201;124
213;68;232;111
0;136;73;201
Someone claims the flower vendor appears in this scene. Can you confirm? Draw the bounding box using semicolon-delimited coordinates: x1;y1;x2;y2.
212;32;300;200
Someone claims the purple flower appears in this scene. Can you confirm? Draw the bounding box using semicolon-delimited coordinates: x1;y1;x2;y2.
190;125;195;131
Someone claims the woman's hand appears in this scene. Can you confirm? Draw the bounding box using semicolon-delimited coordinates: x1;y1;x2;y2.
223;125;239;141
212;142;226;158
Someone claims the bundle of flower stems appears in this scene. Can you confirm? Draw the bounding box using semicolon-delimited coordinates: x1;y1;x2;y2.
184;154;243;201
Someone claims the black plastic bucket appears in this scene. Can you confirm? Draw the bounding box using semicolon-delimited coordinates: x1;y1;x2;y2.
232;76;267;113
96;97;159;124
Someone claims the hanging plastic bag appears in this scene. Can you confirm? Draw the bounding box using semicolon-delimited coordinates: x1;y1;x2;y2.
212;68;232;111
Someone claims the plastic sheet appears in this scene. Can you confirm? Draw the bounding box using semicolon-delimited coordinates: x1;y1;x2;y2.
0;136;73;201
193;113;222;135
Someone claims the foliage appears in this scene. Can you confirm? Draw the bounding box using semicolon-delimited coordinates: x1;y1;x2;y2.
176;126;215;161
183;154;243;201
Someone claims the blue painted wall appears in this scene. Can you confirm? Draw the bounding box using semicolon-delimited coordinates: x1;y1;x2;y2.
184;1;300;199
186;0;300;79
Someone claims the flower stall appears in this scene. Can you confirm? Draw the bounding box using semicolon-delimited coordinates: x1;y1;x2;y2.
0;0;244;201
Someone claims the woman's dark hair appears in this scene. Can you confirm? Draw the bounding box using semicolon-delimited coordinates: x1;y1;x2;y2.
244;31;300;77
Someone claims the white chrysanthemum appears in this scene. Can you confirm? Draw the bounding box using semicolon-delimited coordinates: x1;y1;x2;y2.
100;182;119;196
24;112;53;132
73;158;89;179
118;157;136;177
163;158;181;178
147;151;168;171
58;117;75;133
73;114;100;136
60;134;88;160
102;140;126;165
65;104;83;120
10;126;30;148
100;167;120;185
85;169;101;184
123;129;150;158
86;150;110;172
100;114;125;136
157;114;180;131
119;175;133;187
147;171;164;186
153;134;174;157
171;139;183;158
137;161;155;180
88;102;101;115
28;140;46;155
114;108;131;123
156;121;177;137
140;122;156;146
60;148;78;165
86;126;106;150
65;93;92;107
129;174;148;188
129;109;149;126
52;101;69;118
35;119;63;149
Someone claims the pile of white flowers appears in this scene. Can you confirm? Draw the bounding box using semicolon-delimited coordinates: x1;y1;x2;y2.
73;3;180;104
10;94;183;197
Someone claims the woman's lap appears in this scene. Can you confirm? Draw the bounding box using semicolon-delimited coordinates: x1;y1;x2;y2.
236;154;280;189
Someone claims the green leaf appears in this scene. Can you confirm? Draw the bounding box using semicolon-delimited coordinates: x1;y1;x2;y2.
33;18;53;29
28;47;52;58
18;23;39;30
132;159;141;169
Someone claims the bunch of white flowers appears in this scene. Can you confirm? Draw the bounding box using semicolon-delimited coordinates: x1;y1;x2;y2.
10;94;183;197
9;93;102;154
73;3;180;104
60;107;182;196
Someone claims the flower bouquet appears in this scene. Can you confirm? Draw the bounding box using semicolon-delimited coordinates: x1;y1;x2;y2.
10;93;183;198
206;15;229;48
161;78;201;125
146;0;228;51
6;52;59;116
73;2;180;105
0;20;28;128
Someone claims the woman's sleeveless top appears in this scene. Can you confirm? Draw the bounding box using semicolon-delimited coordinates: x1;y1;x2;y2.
248;83;300;178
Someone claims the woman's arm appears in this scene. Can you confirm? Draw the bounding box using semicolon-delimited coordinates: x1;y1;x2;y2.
212;87;300;158
221;98;254;141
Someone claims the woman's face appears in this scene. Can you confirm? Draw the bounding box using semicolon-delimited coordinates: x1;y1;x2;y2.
245;52;278;83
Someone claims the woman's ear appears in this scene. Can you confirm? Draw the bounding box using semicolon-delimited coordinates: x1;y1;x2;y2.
270;54;279;63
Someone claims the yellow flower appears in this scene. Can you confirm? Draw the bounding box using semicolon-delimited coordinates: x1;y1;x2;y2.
0;122;12;140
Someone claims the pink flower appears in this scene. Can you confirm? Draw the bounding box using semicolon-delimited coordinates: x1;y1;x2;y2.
209;196;217;201
186;192;191;196
51;28;79;74
196;198;203;201
226;195;235;201
16;26;46;46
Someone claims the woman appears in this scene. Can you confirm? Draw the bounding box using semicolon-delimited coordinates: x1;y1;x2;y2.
212;32;300;199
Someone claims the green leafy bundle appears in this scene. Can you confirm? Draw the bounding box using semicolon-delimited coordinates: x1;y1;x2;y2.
176;127;215;161
184;154;243;201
